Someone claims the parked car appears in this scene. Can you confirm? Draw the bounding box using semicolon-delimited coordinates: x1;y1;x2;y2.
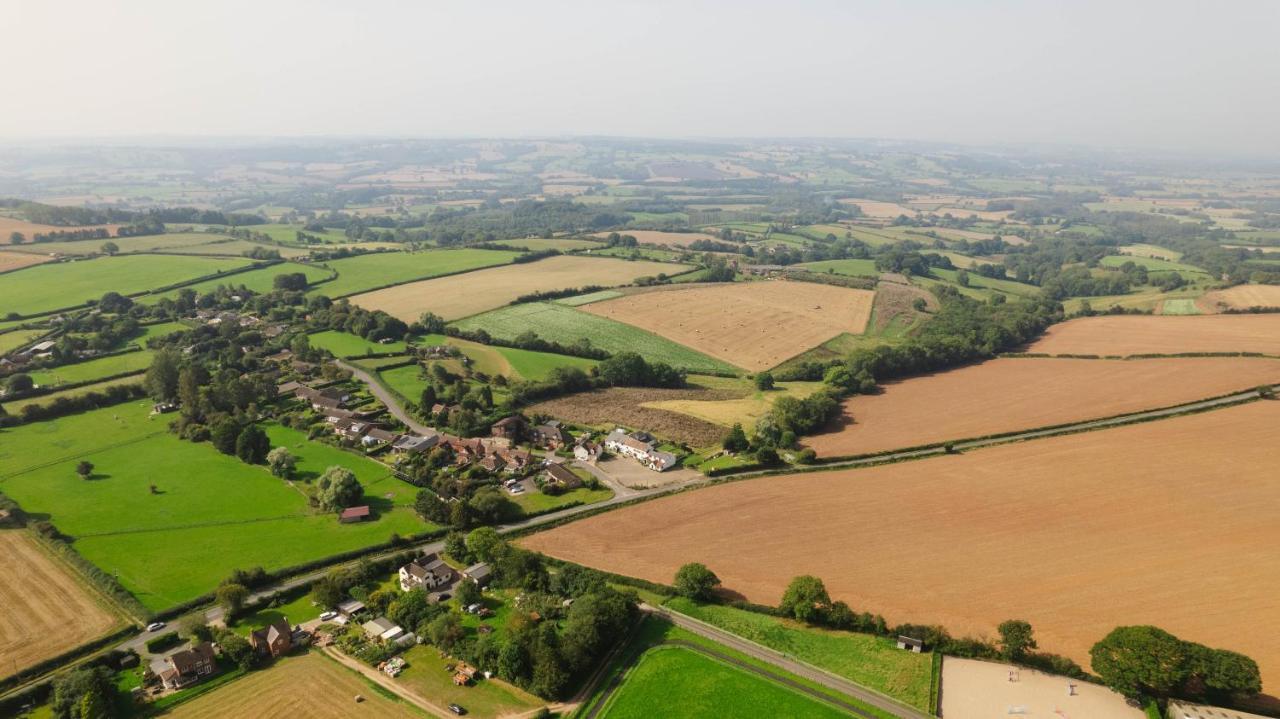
319;611;337;621
448;704;467;715
145;622;166;632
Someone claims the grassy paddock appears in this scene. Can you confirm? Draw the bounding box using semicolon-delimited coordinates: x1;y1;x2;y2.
145;261;332;302
308;329;407;357
310;248;520;298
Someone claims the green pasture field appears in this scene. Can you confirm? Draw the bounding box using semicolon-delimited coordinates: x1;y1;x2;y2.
145;261;333;302
0;328;46;354
663;597;932;709
230;590;322;634
626;210;689;224
4;376;143;411
494;345;597;381
794;224;854;241
349;355;415;371
929;267;1040;296
3;232;233;256
0;254;252;316
555;289;623;306
495;237;602;251
452;303;736;374
1099;254;1210;276
1119;243;1184;261
162;238;313;258
242;223;350;244
1061;285;1203;315
309;248;520;298
378;363;429;402
588;246;686;262
28;350;154;387
308;329;407;357
136;321;190;344
0;403;434;610
394;644;544;718
798;259;879;277
509;485;612;515
1159;298;1201;315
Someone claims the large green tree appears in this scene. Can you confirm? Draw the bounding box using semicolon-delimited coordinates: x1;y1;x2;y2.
317;466;363;511
235;425;271;464
674;563;721;601
997;619;1037;661
778;575;831;623
1090;625;1190;697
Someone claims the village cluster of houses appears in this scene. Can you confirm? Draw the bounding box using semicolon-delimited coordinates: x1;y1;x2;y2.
145;617;302;692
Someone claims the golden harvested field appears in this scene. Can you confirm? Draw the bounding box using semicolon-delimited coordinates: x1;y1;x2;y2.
591;230;720;247
524;400;1280;686
166;652;420;719
1027;314;1280;356
581;281;875;371
0;530;120;678
807;357;1280;457
1197;284;1280;312
0;251;51;272
351;255;683;321
837;199;918;218
0;216;120;243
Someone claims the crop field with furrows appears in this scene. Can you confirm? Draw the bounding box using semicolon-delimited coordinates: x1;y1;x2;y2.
0;216;120;243
352;255;684;321
310;247;521;298
1196;284;1280;312
524;400;1280;687
580;281;875;371
806;356;1280;457
0;530;122;679
0;254;252;317
1026;314;1280;356
451;302;736;374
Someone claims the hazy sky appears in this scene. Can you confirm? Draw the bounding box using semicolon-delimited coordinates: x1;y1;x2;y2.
6;0;1280;154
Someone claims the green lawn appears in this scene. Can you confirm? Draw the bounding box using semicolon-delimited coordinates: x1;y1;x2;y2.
509;485;613;515
246;223;351;244
393;644;544;719
145;261;333;302
452;303;736;374
0;404;437;610
0;255;252;316
930;267;1040;297
310;248;520;298
1160;298;1202;315
136;321;190;344
4;232;232;256
230;590;323;634
599;645;852;719
308;329;407;357
798;259;880;277
29;350;153;387
0;328;46;354
663;597;933;710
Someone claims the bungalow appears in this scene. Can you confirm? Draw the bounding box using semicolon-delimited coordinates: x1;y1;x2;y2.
573;439;601;463
362;428;398;447
361;617;404;642
398;553;454;592
317;386;351;405
24;340;56;356
159;642;217;690
544;463;583;490
249;618;293;658
530;420;571;449
276;380;305;397
320;407;357;422
462;562;493;588
490;415;528;441
333;418;370;440
392;433;440;455
339;505;371;523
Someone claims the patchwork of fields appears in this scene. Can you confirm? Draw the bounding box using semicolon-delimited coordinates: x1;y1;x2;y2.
353;255;685;321
807;356;1280;457
0;403;434;611
581;281;875;371
0;254;252;317
524;400;1280;687
1027;314;1280;356
453;302;735;373
311;247;520;298
0;530;122;678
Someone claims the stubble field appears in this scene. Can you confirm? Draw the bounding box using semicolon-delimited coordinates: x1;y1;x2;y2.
591;230;722;247
581;281;875;371
807;356;1280;457
524;400;1280;686
0;250;51;272
1197;284;1280;312
1027;314;1280;356
0;530;120;678
353;255;684;321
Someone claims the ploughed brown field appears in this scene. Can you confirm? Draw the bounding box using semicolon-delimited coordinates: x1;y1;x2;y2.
581;281;875;371
1197;284;1280;313
351;255;682;321
1027;314;1280;356
530;385;743;447
523;400;1280;686
807;356;1280;457
0;530;120;678
166;652;417;718
591;230;721;247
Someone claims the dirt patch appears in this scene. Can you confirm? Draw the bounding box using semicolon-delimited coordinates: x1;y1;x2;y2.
591;230;721;248
531;386;745;447
593;456;699;489
352;255;683;321
523;400;1280;687
870;281;933;333
581;281;875;372
941;657;1143;719
0;530;120;678
807;357;1280;457
1196;285;1280;313
1027;314;1280;356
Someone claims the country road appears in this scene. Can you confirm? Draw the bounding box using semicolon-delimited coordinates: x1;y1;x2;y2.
335;359;435;435
56;374;1276;697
